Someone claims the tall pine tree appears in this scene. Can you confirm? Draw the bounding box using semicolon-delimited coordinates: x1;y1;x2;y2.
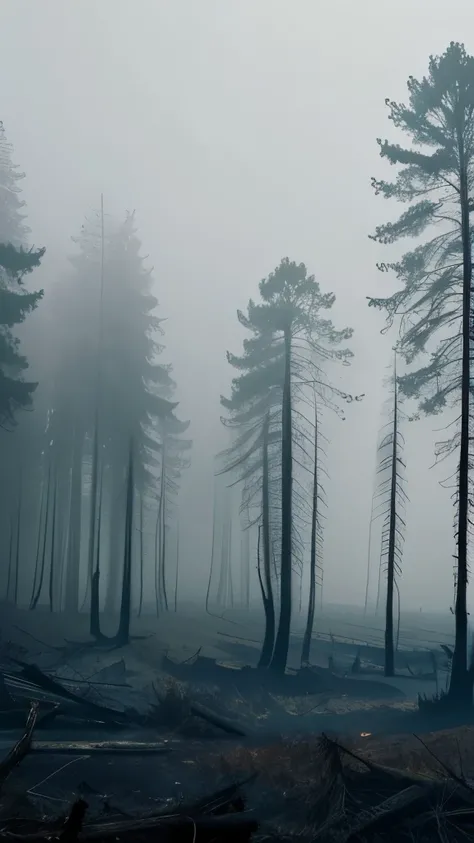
222;258;353;673
368;42;474;704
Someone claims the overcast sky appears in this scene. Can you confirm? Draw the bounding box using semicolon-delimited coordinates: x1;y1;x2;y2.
0;0;471;611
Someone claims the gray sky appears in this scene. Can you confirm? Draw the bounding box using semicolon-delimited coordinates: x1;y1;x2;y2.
0;0;471;611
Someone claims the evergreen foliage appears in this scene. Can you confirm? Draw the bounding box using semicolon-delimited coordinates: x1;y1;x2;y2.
368;42;474;702
221;257;353;672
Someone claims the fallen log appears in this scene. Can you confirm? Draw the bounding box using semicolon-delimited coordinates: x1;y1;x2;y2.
0;702;38;790
317;784;430;843
30;740;172;755
0;812;258;843
9;660;134;724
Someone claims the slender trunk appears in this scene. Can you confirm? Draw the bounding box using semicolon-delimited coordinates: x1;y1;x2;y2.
65;428;83;614
270;325;293;672
30;476;46;608
31;462;52;611
13;473;22;606
154;489;163;617
89;412;101;637
138;493;144;617
241;527;250;609
161;505;169;611
364;496;376;616
49;473;58;613
395;579;401;653
105;464;124;614
375;559;382;616
174;523;180;612
227;516;234;608
116;441;134;647
205;486;218;613
384;364;397;677
258;413;275;668
301;399;318;665
90;193;106;628
6;517;13;601
90;466;104;638
449;141;472;704
272;544;279;604
155;446;166;612
217;509;229;607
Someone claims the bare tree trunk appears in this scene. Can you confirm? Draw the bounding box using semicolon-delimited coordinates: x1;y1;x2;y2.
5;516;13;601
217;505;229;607
49;473;58;613
30;475;47;608
161;509;168;610
205;485;218;614
65;428;83;614
13;472;22;606
105;464;124;614
174;522;180;612
449;141;472;704
31;462;52;611
137;493;144;617
258;413;275;668
115;441;134;647
227;516;234;608
301;399;318;665
89;414;101;638
384;362;398;678
270;325;293;673
364;495;376;616
90;466;104;637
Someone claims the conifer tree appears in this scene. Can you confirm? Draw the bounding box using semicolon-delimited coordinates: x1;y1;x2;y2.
368;42;474;703
0;243;44;427
0;123;45;601
222;258;353;673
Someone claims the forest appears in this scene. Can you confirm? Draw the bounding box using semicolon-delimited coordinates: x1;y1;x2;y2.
2;37;474;843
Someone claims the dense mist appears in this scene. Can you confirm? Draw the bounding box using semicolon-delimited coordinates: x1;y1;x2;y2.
1;0;474;645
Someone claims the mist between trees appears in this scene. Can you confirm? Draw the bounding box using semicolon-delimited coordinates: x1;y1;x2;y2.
2;41;474;705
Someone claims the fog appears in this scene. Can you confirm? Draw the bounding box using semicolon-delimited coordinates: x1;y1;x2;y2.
0;0;470;613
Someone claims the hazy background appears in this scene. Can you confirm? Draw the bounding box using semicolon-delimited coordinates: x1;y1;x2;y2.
0;0;469;611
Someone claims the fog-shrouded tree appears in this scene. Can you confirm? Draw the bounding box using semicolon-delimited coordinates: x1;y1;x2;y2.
154;413;191;613
0;243;44;427
368;42;474;703
220;319;283;666
97;210;181;618
367;354;408;676
41;206;186;622
0;122;30;247
221;258;353;673
0;123;47;603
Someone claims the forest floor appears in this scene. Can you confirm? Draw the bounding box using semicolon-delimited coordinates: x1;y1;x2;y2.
0;602;472;840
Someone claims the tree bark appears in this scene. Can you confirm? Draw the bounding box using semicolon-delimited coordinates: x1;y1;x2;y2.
258;412;275;668
301;398;318;665
449;136;472;704
64;427;83;614
30;462;52;611
48;473;58;613
115;442;134;647
384;361;397;677
270;325;293;673
105;462;125;615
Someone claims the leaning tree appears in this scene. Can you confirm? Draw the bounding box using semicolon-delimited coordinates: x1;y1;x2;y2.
368;42;474;703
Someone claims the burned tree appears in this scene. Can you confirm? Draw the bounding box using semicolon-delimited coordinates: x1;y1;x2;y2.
368;43;474;703
373;354;408;677
221;258;353;673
